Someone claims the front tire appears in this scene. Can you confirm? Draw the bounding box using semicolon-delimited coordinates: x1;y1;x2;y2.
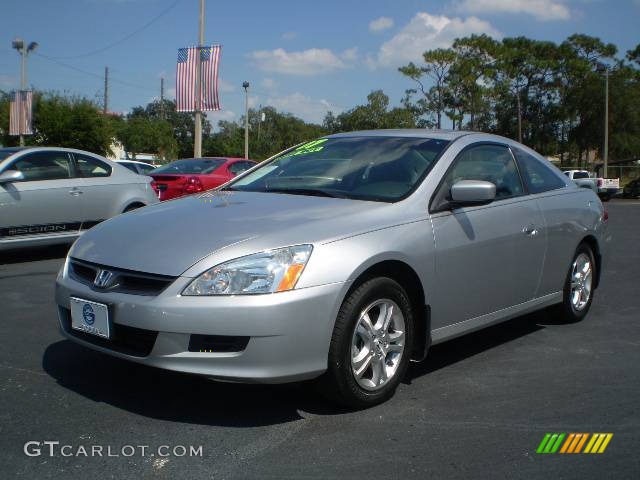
319;277;414;408
553;243;596;322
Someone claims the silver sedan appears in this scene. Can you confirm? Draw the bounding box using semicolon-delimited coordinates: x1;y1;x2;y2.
0;147;158;250
54;131;609;407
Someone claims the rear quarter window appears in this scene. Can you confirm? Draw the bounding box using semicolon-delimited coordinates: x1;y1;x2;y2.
511;147;567;194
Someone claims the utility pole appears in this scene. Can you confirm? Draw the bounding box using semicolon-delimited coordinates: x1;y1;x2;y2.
160;77;165;120
243;81;250;159
103;66;109;114
603;67;609;178
193;0;205;158
11;38;37;146
596;62;610;178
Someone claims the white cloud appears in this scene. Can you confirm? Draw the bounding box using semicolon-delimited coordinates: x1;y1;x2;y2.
282;31;297;40
451;0;570;21
248;48;351;75
0;74;16;89
261;78;277;90
341;47;358;61
207;110;237;125
218;79;236;93
368;12;501;69
265;92;342;124
369;16;394;32
248;95;259;109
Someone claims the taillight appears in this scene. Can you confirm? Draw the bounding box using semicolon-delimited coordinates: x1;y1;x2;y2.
183;176;204;194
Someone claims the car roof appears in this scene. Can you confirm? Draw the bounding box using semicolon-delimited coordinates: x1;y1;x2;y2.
326;129;473;141
174;157;247;161
0;146;107;156
117;160;154;165
0;146;30;153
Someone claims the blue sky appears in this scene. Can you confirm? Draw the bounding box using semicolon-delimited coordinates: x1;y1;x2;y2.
1;0;639;127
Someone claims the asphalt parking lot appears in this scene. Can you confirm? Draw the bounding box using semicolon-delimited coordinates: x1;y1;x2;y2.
1;200;639;479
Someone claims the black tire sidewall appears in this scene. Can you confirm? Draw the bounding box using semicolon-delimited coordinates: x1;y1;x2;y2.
325;277;414;408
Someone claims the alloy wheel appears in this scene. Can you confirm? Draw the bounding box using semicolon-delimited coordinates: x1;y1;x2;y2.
570;253;593;311
350;299;406;391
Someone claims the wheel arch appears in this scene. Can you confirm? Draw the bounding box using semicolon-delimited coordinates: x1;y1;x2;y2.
342;259;430;362
580;235;602;289
122;201;146;213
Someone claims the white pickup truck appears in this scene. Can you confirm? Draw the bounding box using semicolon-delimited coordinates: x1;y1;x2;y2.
563;170;619;201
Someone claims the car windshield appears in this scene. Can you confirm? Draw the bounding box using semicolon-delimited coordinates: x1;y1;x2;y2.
226;136;449;202
153;158;225;174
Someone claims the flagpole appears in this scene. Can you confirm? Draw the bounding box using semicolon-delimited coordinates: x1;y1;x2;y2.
11;38;37;145
19;52;25;146
193;0;205;158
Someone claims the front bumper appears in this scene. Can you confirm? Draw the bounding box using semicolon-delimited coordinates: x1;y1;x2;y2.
55;271;346;383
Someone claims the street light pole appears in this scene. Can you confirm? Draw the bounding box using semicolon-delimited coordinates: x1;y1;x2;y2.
12;38;37;146
193;0;205;158
243;81;250;159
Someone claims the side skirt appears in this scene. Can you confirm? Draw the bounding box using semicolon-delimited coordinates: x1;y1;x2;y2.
431;291;562;345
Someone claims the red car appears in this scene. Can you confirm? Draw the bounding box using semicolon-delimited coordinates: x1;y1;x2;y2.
150;157;256;201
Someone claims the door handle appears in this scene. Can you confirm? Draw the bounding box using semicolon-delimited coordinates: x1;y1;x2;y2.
522;224;538;236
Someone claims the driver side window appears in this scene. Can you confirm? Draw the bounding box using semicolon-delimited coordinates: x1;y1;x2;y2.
9;151;73;181
433;144;524;211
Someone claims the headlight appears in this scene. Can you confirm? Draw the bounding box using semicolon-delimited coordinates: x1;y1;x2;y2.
182;245;313;296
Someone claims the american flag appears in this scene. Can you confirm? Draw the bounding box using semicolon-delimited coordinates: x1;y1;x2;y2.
9;90;33;136
176;45;221;112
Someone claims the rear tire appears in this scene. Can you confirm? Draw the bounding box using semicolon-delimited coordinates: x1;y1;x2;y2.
319;277;414;409
552;243;596;323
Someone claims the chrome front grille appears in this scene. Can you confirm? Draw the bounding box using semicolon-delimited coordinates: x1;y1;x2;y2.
68;258;176;296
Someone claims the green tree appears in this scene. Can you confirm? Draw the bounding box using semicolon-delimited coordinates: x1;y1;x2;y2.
450;34;500;130
0;91;115;155
129;99;211;158
205;106;327;160
399;48;458;129
324;90;416;133
116;117;178;160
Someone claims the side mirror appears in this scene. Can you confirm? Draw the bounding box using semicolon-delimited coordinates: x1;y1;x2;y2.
450;180;496;207
0;170;25;184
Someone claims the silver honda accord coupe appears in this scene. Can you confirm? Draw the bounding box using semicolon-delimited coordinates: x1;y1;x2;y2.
55;130;609;407
0;146;158;251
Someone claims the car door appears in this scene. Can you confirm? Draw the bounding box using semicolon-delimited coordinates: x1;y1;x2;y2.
429;143;546;329
73;153;119;223
0;150;84;239
511;145;575;297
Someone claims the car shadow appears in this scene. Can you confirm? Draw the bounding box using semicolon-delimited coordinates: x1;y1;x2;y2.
405;310;547;382
0;244;69;265
42;309;552;426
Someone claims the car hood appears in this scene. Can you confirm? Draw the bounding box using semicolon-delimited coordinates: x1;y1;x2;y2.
70;191;404;276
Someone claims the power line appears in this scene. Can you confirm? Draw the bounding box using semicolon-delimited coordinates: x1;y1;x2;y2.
35;52;153;92
41;0;183;60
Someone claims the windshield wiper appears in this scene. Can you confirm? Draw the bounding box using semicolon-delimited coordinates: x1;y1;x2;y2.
265;188;346;198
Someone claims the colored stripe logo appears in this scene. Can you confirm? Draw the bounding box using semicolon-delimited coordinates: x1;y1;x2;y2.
536;433;613;454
